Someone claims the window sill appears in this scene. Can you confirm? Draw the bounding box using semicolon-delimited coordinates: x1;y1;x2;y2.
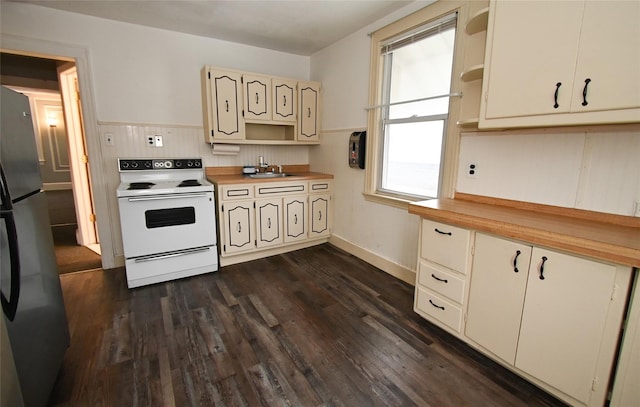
363;191;427;211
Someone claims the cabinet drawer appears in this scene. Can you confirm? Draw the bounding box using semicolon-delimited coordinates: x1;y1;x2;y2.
415;286;463;333
420;219;471;273
418;261;465;305
255;182;307;197
310;180;332;194
220;185;254;200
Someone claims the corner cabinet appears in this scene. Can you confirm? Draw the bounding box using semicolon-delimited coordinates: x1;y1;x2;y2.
464;233;632;407
202;66;321;144
216;179;332;266
479;0;640;129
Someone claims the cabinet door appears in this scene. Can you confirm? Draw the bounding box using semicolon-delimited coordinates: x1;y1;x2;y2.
515;248;618;405
298;81;320;142
272;78;297;122
309;193;330;238
243;74;271;121
210;70;245;140
255;198;282;248
482;1;583;120
283;195;307;243
571;1;640;113
222;200;254;254
466;234;531;364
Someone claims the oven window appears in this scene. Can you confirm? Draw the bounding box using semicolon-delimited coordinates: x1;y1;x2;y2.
145;207;195;228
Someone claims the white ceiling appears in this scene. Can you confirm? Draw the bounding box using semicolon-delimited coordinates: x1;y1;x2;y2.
13;0;413;55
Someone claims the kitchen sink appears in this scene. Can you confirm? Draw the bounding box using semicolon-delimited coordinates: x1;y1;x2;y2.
247;173;294;178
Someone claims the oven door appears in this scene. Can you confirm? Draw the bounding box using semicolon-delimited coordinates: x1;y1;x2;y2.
118;191;216;258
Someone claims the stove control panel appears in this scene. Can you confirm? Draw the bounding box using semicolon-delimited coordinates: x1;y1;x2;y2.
119;158;203;171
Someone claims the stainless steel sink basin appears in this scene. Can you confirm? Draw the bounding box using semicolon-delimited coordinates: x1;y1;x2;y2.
247;173;294;179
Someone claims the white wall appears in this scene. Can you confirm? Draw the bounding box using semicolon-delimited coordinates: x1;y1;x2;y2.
310;2;433;282
0;2;310;125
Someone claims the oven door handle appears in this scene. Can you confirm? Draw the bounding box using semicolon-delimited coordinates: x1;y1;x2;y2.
127;193;209;202
134;246;211;263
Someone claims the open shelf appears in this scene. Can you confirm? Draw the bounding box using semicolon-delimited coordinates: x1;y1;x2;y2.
460;64;484;82
456;118;479;128
465;7;489;35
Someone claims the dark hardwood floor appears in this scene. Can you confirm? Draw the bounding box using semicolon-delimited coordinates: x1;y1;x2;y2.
49;244;566;406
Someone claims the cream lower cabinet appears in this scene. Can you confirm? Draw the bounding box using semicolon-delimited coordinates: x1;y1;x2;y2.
283;196;307;243
255;198;282;248
465;233;632;407
221;199;255;254
217;179;332;266
413;219;472;338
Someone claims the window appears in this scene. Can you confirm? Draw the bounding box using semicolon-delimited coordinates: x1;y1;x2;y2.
365;2;465;207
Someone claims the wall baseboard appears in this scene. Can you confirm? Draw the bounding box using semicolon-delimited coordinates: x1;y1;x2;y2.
329;235;416;286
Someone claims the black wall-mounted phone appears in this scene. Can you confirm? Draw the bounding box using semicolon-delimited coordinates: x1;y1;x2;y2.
349;131;366;169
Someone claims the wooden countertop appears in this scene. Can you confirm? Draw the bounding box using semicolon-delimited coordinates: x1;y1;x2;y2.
206;165;333;185
408;194;640;268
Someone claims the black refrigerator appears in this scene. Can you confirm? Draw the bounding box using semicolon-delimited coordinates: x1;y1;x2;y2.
1;86;70;407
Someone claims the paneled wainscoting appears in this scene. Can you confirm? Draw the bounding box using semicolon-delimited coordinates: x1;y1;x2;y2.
49;244;565;406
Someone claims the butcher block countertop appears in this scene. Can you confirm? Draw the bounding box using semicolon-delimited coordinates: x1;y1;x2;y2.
206;165;333;185
408;193;640;268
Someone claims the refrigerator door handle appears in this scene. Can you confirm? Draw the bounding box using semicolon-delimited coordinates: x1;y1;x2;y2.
1;209;21;321
0;164;13;210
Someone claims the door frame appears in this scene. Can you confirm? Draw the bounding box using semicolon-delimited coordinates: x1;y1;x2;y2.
1;34;116;268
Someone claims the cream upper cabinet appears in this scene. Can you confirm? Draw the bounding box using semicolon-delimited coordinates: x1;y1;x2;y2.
298;81;321;142
466;233;532;364
243;74;271;121
204;68;245;140
479;0;640;129
202;66;321;144
272;78;297;122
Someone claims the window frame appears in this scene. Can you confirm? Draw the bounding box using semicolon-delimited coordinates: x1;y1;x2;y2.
364;1;469;209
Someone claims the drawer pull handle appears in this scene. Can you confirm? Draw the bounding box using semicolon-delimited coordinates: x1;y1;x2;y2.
256;92;259;105
283;95;287;106
429;299;445;311
553;82;561;109
581;78;591;106
294;214;298;224
431;274;448;283
225;100;229;112
267;217;271;229
513;250;521;273
434;228;451;236
237;222;242;233
539;256;548;280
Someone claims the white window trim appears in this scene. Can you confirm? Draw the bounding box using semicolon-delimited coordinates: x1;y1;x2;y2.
364;0;470;210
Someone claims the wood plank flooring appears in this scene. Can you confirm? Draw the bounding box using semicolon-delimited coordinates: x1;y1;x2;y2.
48;244;566;406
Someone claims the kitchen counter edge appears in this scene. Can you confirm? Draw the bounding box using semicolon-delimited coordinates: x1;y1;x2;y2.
408;197;640;268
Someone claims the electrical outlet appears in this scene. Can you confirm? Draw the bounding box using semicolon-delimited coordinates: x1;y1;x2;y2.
147;136;155;146
466;162;478;178
154;135;163;147
104;133;114;146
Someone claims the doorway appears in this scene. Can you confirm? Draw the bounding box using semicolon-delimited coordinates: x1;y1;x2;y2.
0;52;102;273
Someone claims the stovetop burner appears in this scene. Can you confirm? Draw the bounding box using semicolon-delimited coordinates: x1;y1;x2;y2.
178;179;202;187
128;182;156;190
